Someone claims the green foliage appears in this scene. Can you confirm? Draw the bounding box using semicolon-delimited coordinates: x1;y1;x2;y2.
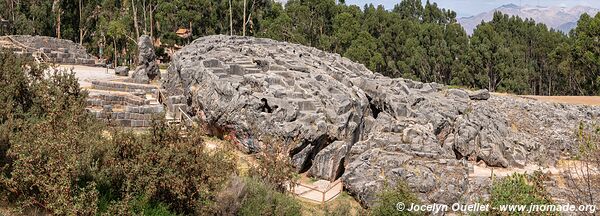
237;178;301;216
97;121;237;215
370;182;422;216
249;136;296;192
323;202;352;216
129;196;178;216
0;49;100;214
0;50;237;215
577;121;600;156
487;172;556;216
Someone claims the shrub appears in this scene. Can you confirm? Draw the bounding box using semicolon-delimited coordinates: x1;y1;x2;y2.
209;177;302;216
210;175;248;215
96;120;237;215
0;50;238;215
237;178;301;216
0;49;102;214
323;202;352;216
370;182;422;216
562;122;600;214
249;136;296;192
487;172;556;216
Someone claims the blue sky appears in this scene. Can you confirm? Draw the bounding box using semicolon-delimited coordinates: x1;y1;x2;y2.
344;0;600;17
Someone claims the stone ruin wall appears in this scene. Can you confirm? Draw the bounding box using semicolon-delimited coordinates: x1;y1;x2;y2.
85;80;167;127
0;35;96;64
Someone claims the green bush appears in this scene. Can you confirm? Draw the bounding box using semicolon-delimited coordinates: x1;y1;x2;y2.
370;182;422;216
249;136;296;192
93;120;237;215
323;202;352;216
0;49;102;215
237;178;301;216
0;50;237;215
487;172;556;216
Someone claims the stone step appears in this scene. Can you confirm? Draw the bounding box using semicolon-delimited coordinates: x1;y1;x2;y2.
86;89;148;106
237;63;259;69
124;104;164;114
92;80;159;93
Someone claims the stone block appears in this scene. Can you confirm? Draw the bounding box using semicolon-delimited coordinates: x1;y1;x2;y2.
102;105;112;112
115;66;129;76
57;53;69;59
117;112;125;119
118;119;131;127
131;120;142;127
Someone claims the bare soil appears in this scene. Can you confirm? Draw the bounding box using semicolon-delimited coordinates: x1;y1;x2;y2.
520;95;600;106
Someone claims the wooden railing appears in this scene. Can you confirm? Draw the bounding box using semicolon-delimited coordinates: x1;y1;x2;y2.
157;89;195;127
290;179;343;204
178;106;195;127
157;89;166;105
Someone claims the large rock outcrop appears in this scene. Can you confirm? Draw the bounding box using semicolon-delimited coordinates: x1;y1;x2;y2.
163;35;600;207
130;35;159;83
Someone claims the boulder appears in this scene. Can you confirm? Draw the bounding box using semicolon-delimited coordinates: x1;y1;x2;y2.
309;141;349;181
162;35;600;207
115;66;129;76
130;35;159;83
447;88;469;99
469;89;490;100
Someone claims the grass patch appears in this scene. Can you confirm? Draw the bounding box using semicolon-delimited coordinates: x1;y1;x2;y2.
298;192;365;216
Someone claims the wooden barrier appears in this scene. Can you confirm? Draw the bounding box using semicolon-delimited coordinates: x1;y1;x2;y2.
290;179;343;204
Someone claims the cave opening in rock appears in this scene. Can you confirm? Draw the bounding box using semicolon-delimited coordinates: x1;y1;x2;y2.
297;135;336;173
334;157;346;180
366;95;382;119
453;146;464;160
259;98;273;113
186;96;193;107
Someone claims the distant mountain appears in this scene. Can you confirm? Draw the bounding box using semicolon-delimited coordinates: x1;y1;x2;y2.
458;4;600;35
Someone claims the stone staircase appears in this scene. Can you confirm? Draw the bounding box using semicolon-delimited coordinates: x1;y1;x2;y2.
0;35;96;64
157;91;194;129
85;80;165;127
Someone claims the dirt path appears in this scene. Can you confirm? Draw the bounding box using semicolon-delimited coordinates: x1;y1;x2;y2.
57;64;121;88
519;95;600;106
470;163;560;178
469;160;598;179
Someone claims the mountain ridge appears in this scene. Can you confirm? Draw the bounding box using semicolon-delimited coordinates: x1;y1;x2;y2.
458;4;600;34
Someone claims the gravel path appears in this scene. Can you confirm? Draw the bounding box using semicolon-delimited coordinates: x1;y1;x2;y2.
57;64;122;88
522;95;600;106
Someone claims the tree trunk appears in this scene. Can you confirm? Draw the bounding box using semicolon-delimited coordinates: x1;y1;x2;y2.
243;0;246;36
113;37;117;68
57;10;61;39
53;0;62;39
10;0;15;22
229;0;233;36
150;3;155;38
131;0;140;39
189;21;192;44
142;0;147;34
79;0;83;44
